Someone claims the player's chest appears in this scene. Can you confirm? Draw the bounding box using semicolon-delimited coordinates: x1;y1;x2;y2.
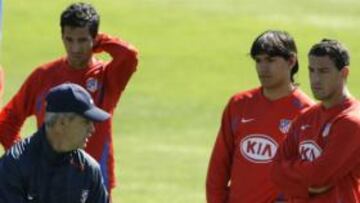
232;104;296;140
23;160;93;203
295;119;332;161
232;109;296;163
34;71;105;111
48;68;105;94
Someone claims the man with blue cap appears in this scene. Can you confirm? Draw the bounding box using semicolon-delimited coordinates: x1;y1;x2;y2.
0;83;109;203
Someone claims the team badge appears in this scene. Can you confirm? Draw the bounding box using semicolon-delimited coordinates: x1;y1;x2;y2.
279;119;292;134
322;123;332;138
26;194;35;201
86;77;98;93
80;189;89;203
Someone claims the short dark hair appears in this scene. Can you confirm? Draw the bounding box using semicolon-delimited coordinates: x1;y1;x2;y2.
308;39;350;70
60;2;100;38
250;30;299;82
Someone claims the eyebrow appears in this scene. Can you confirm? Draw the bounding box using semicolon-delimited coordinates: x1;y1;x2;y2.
254;55;274;60
308;66;331;70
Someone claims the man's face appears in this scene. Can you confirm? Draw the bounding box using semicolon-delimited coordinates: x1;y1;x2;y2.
308;55;345;102
254;54;292;89
62;26;94;69
63;115;95;150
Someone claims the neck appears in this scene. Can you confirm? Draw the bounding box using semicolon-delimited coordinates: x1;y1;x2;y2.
322;87;351;109
68;57;94;70
262;83;295;101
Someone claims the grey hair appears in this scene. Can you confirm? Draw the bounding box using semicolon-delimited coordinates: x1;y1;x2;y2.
44;112;78;128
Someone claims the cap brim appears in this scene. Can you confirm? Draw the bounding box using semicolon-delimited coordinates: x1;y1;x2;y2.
83;107;110;122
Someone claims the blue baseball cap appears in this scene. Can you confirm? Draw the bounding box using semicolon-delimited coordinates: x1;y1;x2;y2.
45;83;110;122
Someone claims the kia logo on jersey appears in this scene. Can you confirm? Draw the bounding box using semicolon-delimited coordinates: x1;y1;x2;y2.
299;140;322;161
240;134;278;163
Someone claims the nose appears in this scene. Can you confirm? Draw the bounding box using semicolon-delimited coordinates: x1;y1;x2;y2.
70;42;81;53
310;72;321;84
89;122;95;134
257;61;269;72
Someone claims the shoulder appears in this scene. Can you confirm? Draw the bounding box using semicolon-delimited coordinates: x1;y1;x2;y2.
7;136;36;159
3;135;39;167
291;104;321;126
335;101;360;128
230;87;261;104
292;88;315;108
300;103;321;118
223;88;261;113
39;58;64;70
29;58;65;76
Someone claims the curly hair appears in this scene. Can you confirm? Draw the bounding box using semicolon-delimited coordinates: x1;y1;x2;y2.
60;2;100;38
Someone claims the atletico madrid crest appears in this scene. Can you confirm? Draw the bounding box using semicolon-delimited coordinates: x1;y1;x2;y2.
279;119;292;134
86;77;98;93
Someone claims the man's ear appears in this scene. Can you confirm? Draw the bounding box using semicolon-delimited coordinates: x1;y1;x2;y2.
288;54;297;70
341;66;349;78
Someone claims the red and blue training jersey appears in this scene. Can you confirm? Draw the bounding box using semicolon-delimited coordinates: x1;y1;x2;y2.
206;87;314;203
272;98;360;202
0;33;138;190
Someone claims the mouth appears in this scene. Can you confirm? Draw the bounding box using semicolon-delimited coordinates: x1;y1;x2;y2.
259;76;272;83
81;137;89;148
71;55;83;59
85;132;93;140
69;52;84;57
83;134;91;142
311;85;322;91
259;74;271;79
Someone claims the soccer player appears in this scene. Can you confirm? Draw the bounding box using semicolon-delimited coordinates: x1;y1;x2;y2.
0;2;138;194
206;30;314;203
271;39;360;202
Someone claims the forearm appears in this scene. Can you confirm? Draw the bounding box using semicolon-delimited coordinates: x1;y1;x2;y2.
0;106;24;149
0;69;40;149
271;161;309;198
206;139;232;203
206;159;230;203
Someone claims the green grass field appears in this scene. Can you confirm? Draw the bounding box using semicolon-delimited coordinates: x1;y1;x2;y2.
1;0;360;202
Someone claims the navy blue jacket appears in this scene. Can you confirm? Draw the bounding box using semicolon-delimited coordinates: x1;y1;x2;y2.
0;126;109;203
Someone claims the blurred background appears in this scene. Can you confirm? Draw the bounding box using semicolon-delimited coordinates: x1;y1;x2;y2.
1;0;360;202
